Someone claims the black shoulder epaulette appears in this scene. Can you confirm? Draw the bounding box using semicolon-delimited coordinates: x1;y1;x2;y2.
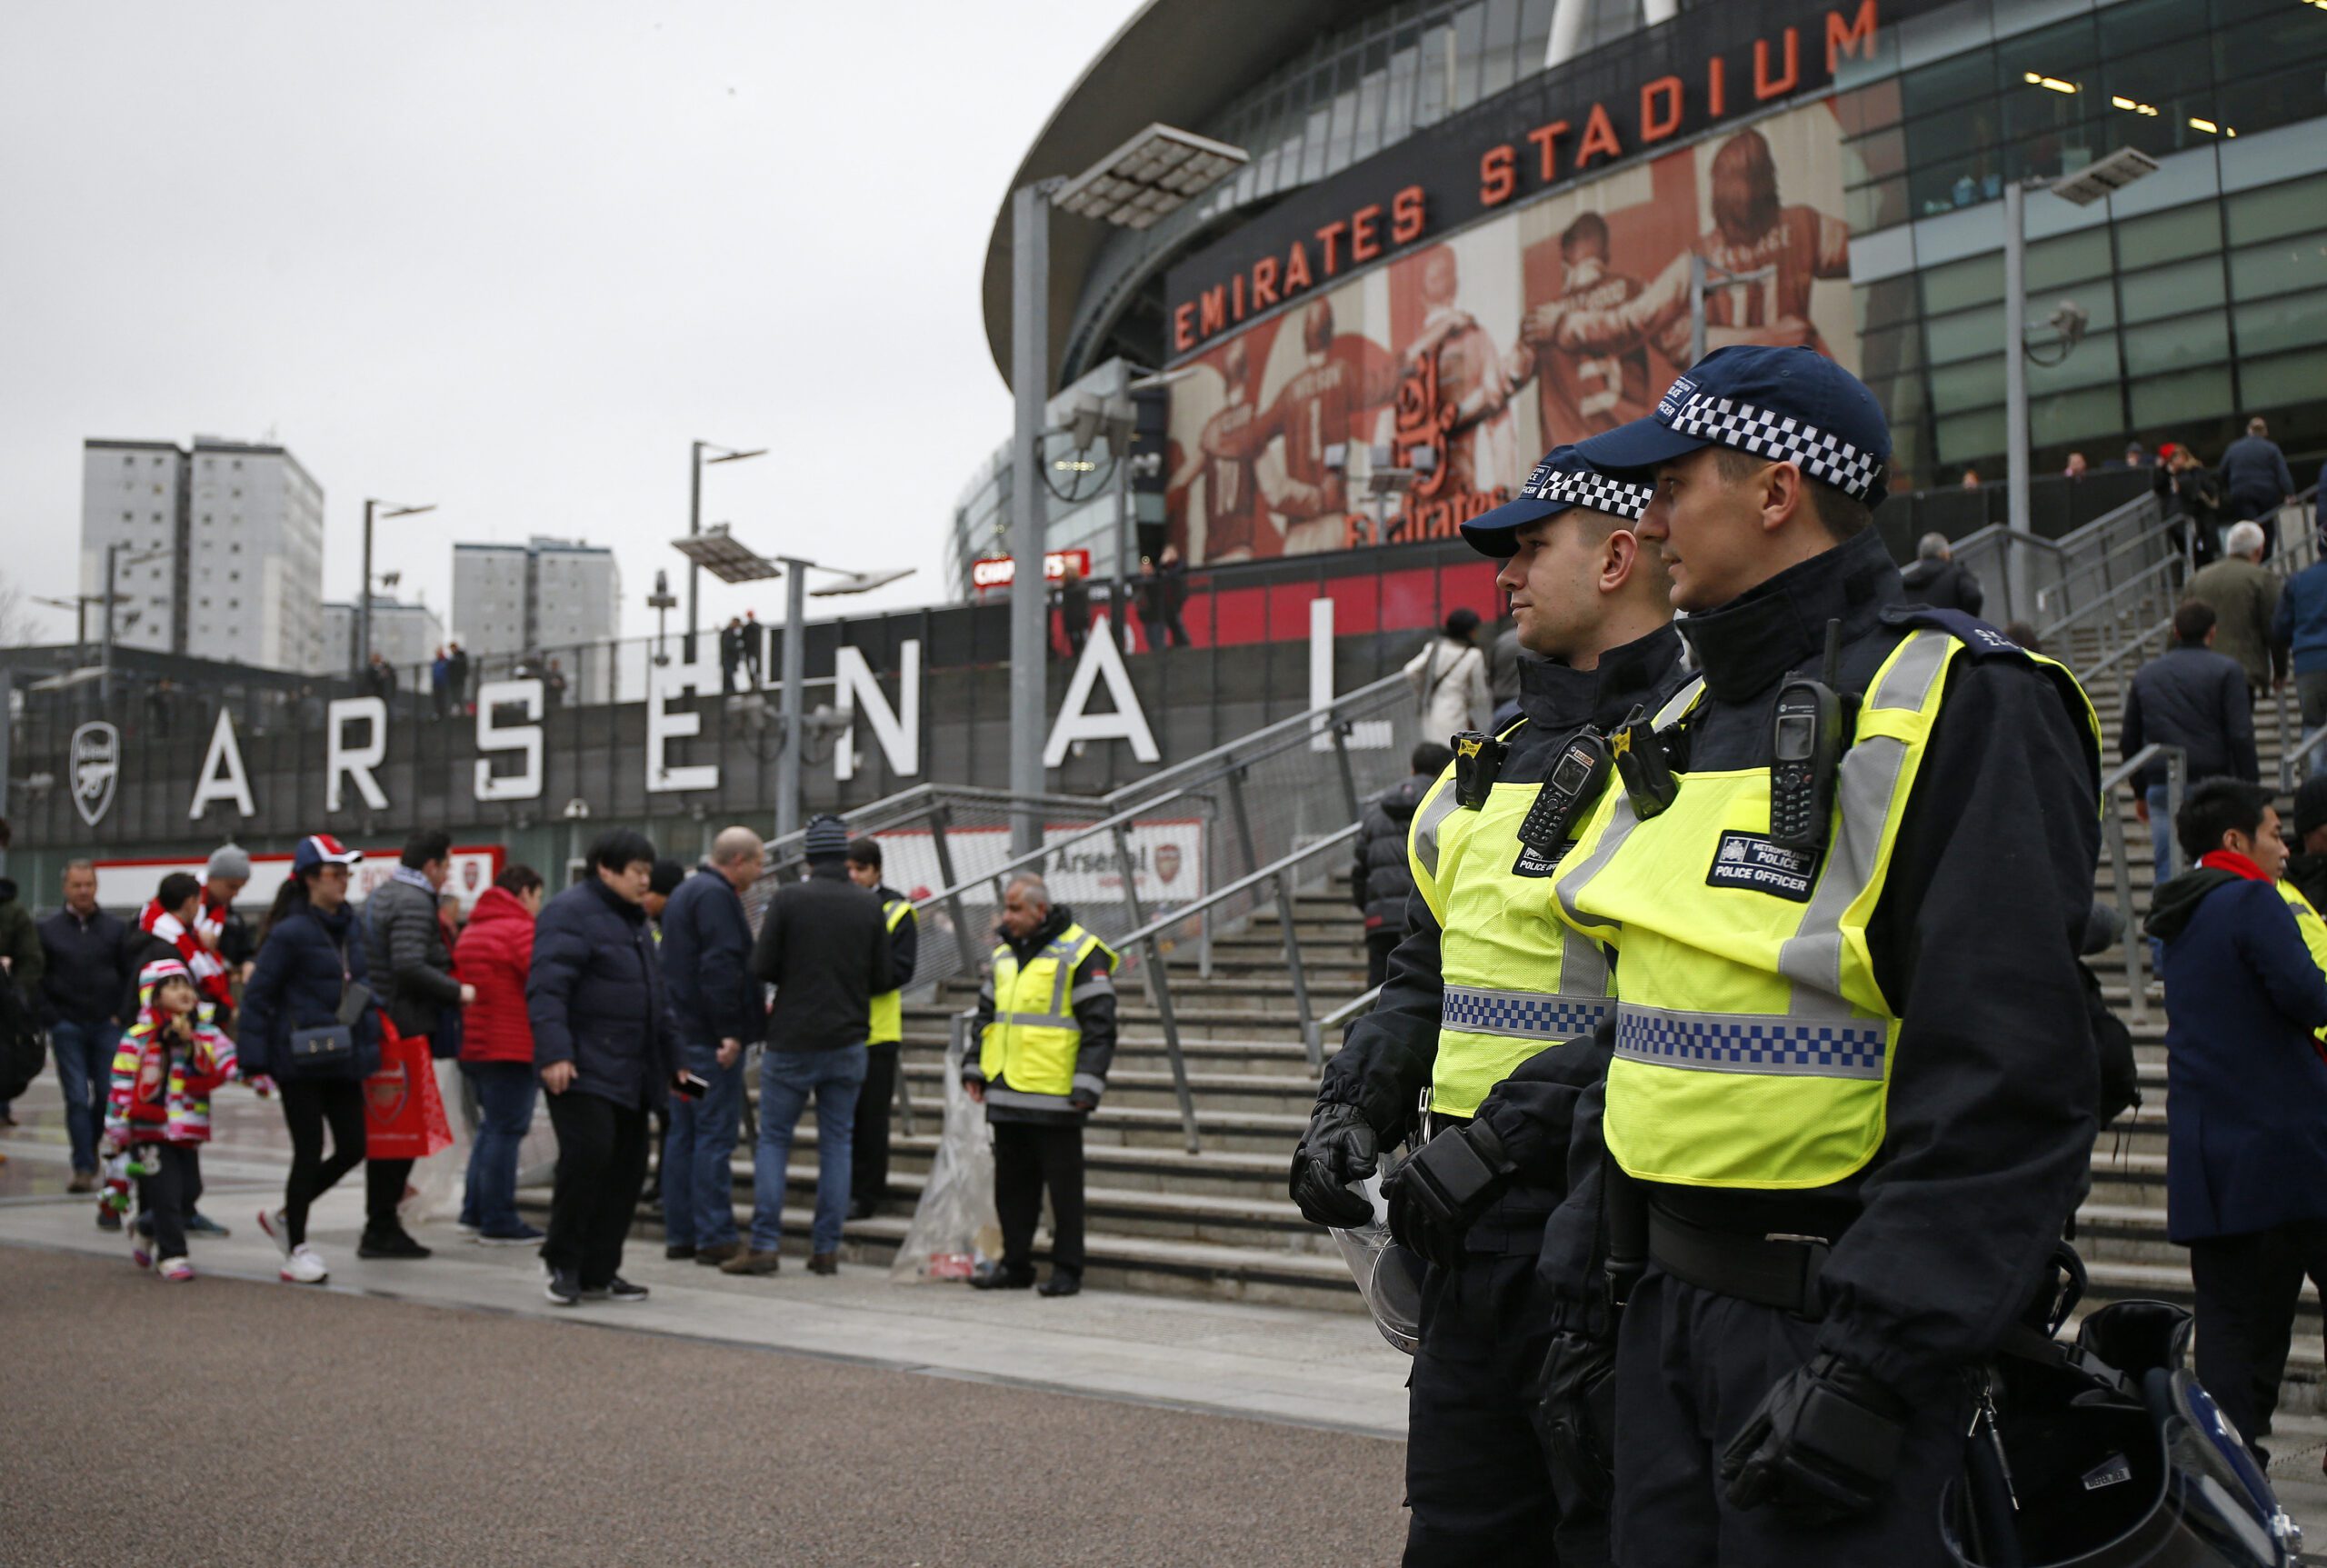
1877;603;2030;662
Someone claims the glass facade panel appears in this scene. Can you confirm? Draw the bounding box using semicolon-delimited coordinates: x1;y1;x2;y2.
1927;355;2005;411
2122;312;2230;376
2115;205;2222;272
2128;365;2235;427
1923;304;2005;365
1415;23;1450;125
1936;406;2008;467
2027;228;2113;293
2229;229;2327;303
2233;289;2327;353
2032;385;2129;447
1478;0;1520;99
2118;257;2227;324
2226;174;2327;246
1451;4;1485;110
2241;347;2325;412
2029;331;2122;394
1923;252;2005;315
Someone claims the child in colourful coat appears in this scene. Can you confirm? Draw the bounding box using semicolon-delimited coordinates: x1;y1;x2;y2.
104;957;252;1280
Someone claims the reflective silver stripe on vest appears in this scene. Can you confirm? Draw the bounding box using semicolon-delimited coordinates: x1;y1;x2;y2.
1775;631;1954;1011
1442;985;1611;1042
984;1085;1078;1112
1615;1003;1887;1079
1412;780;1463;884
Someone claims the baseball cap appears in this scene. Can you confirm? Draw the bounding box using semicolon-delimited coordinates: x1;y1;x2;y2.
1574;345;1893;506
292;834;364;874
2295;775;2327;842
1459;445;1656;558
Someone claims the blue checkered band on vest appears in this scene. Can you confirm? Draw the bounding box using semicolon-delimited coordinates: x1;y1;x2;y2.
1614;1005;1887;1080
1524;465;1655;521
1442;985;1613;1041
1667;393;1884;501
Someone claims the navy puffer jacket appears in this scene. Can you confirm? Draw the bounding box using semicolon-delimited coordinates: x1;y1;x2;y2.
1352;773;1434;934
238;902;383;1081
528;876;679;1110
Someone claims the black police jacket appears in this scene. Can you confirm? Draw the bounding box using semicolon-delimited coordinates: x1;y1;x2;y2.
1317;621;1690;1170
1515;528;2102;1399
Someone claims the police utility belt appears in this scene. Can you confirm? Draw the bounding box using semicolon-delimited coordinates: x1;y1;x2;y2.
1647;1208;1831;1318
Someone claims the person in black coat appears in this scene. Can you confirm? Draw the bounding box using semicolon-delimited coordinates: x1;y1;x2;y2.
36;859;137;1189
1351;743;1454;989
846;835;921;1220
1896;532;1984;615
529;829;682;1305
2123;601;2259;904
239;834;384;1284
656;827;766;1263
2143;779;2327;1456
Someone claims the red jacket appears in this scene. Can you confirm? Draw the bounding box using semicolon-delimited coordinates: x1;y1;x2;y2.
453;886;534;1065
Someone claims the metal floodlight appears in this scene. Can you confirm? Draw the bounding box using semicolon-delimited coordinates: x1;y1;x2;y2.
377;501;436;521
646;569;679;612
1053;123;1251;231
809;566;916;598
1102;395;1137;451
2047;146;2159;207
704;445;767;465
1066;392;1108;452
671;523;783;584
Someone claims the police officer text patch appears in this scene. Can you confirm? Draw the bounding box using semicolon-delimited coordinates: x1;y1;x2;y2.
1511;841;1569;878
1705;832;1821;902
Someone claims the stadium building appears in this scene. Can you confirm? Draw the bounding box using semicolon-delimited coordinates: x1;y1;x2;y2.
960;0;2327;594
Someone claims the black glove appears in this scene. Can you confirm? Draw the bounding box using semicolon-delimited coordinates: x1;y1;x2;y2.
1382;1119;1515;1270
1067;1089;1099;1113
1535;1328;1620;1520
1719;1352;1911;1526
1288;1103;1380;1228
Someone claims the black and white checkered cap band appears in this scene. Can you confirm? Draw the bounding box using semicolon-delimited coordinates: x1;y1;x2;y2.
1523;464;1655;522
1667;393;1884;500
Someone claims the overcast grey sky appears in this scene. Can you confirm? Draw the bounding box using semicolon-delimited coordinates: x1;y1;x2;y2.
0;0;1142;645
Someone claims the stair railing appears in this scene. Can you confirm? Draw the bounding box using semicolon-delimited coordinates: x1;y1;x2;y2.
1303;984;1383;1076
1109;821;1366;1154
2098;743;2185;1027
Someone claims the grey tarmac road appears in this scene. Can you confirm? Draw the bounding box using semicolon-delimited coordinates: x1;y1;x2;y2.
0;1248;1403;1567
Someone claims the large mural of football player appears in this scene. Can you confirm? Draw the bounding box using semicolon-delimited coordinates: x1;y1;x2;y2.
1169;335;1273;562
1377;245;1521;505
1503;210;1653;440
1545;124;1851;366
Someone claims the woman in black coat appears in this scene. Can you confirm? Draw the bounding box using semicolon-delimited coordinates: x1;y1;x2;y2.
528;829;681;1305
239;834;387;1283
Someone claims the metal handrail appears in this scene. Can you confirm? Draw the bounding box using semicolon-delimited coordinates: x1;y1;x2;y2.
1302;983;1383;1075
2043;553;2184;654
1111;822;1365;1152
2097;742;2185;1028
1093;672;1405;809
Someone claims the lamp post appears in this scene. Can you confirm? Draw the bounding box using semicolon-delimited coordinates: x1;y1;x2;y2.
686;441;765;659
356;499;434;676
98;543;166;704
1008;123;1247;853
2003;146;2157;616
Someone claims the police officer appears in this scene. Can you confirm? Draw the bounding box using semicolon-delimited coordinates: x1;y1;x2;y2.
1289;446;1685;1565
1532;346;2102;1564
846;836;920;1221
967;874;1116;1299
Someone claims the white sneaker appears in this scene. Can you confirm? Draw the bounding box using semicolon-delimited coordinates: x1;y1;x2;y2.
281;1244;328;1284
258;1207;292;1259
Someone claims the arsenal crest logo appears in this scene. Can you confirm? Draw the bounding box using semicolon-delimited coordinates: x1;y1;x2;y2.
69;722;119;827
1154;844;1183;884
365;1060;410;1124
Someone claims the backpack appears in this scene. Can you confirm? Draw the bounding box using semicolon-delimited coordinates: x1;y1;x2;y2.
0;981;45;1101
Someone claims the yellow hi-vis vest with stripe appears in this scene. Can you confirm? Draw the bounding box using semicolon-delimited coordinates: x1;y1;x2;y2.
1550;629;2099;1190
1408;724;1613;1119
981;923;1116;1111
2279;883;2327;1045
868;896;914;1045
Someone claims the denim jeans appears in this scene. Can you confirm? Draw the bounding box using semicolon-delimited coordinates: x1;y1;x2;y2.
50;1018;121;1174
662;1041;744;1249
750;1045;867;1255
459;1061;540;1237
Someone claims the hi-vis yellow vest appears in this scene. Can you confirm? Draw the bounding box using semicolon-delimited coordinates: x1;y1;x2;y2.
1408;723;1614;1119
868;897;914;1045
981;923;1116;1111
1551;629;2098;1190
2279;883;2327;1045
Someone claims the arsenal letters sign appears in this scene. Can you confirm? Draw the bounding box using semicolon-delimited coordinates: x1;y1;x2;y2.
1164;1;1883;357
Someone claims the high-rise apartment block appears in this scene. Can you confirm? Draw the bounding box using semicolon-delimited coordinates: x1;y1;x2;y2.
322;594;445;688
79;435;325;672
451;535;619;658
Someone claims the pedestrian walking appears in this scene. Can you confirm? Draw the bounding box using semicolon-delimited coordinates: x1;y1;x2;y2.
2219;415;2298;551
198;845;256;993
1403;609;1493;744
135;873;232;1027
529;829;680;1306
719;616;744;694
430;646;451;719
0;820;45;1133
446;641;470;714
1897;532;1984;615
1135;556;1168;652
968;875;1117;1299
724;814;894;1278
1058;560;1092;657
658;828;764;1264
2184;520;2284;698
104;956;247;1282
453;864;546;1247
362;828;475;1261
846;836;918;1220
1348;742;1455;991
1158;544;1193;646
2159;442;2225;566
2142;779;2327;1456
1293;444;1682;1563
38;860;136;1193
2123;601;2259;896
238;834;383;1285
1524;346;2102;1563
